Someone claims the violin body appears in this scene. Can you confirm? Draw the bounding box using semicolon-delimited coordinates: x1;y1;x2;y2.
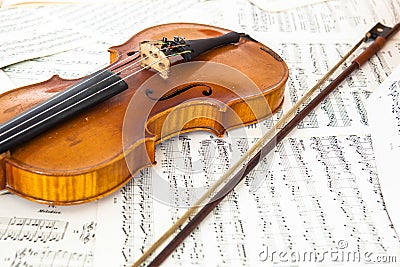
0;23;288;205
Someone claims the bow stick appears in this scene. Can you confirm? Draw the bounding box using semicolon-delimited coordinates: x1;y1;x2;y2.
133;22;400;267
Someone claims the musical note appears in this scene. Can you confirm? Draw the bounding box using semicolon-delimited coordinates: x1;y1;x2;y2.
0;8;92;69
5;247;93;267
366;65;400;240
225;0;399;33
0;217;68;243
79;221;96;244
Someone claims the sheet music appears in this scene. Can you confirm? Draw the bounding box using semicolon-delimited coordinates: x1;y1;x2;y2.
223;0;400;34
0;7;92;68
94;132;400;266
0;70;16;93
239;34;400;139
2;41;111;87
31;0;223;45
1;0;224;87
0;194;97;266
1;0;400;266
367;65;400;241
248;0;332;12
1;0;130;6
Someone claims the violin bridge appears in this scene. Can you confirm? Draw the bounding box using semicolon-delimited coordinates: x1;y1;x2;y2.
139;42;170;79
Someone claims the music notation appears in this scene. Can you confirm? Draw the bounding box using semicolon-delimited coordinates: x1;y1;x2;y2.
388;81;400;131
0;8;92;69
5;248;93;267
0;217;68;243
350;90;370;125
101;125;400;266
121;168;154;263
321;90;351;127
79;221;96;244
0;195;97;266
366;65;400;241
286;67;319;129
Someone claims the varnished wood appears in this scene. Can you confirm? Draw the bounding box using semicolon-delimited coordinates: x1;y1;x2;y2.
0;23;289;205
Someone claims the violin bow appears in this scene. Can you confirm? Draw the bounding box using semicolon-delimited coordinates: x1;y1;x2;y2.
133;22;400;266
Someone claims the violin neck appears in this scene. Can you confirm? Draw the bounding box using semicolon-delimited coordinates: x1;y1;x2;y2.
180;32;240;60
0;70;128;154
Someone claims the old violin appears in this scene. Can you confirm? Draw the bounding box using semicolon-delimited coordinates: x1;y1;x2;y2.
0;23;288;205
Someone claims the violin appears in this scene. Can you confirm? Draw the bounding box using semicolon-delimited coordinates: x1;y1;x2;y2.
0;23;288;205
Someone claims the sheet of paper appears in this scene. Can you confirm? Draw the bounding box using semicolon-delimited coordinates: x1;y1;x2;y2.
94;133;400;266
1;41;111;87
0;194;98;266
29;0;223;45
367;64;400;239
248;0;331;12
224;0;400;34
0;7;93;68
1;0;126;6
0;0;224;86
240;34;400;138
0;70;16;94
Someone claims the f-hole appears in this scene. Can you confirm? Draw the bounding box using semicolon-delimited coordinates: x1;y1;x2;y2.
146;83;213;101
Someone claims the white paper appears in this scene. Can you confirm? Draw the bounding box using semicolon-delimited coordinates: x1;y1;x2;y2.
224;0;400;34
0;0;224;86
0;70;16;94
0;0;223;71
367;64;400;239
248;0;331;12
0;0;134;7
0;7;93;68
0;194;97;266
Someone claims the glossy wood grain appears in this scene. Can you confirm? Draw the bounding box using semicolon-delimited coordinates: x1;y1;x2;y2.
0;23;288;205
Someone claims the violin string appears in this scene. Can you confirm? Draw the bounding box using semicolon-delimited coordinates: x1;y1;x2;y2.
73;39;184;83
1;40;187;141
0;43;142;139
0;41;191;141
0;50;189;146
0;51;171;143
1;39;191;145
110;43;189;74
